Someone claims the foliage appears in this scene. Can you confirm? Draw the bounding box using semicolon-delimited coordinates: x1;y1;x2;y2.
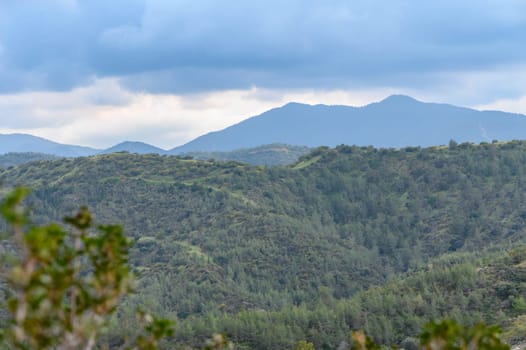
347;320;509;350
202;334;234;350
183;144;311;166
170;250;525;349
419;320;509;350
2;141;526;348
0;153;60;168
0;188;174;350
294;340;316;350
350;331;379;350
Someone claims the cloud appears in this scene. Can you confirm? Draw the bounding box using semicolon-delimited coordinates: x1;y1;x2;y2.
2;76;526;149
2;0;526;149
0;0;525;95
476;95;526;116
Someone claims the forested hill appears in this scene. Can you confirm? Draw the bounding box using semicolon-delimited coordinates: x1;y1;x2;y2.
1;141;526;348
0;152;60;168
182;143;311;166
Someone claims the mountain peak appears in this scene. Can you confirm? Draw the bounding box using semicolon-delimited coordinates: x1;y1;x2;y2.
281;101;311;108
171;95;526;152
0;133;99;157
379;95;420;104
100;141;167;155
113;141;150;147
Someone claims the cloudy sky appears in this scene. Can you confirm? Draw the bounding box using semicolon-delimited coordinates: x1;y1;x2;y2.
1;0;526;149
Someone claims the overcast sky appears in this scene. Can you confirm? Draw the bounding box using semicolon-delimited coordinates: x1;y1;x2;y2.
1;0;526;149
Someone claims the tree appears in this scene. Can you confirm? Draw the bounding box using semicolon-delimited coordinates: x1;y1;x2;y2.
294;340;316;350
0;188;174;350
349;320;509;350
419;320;509;350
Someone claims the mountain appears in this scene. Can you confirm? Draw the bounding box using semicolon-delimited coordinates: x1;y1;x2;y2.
5;95;526;158
0;133;100;157
99;142;310;165
99;141;168;155
0;132;308;165
170;95;526;153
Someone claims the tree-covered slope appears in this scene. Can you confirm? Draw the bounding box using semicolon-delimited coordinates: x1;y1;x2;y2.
170;248;526;349
99;141;169;155
183;144;311;166
1;141;526;348
0;152;60;168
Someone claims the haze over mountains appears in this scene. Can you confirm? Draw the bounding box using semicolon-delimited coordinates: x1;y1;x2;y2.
175;95;526;152
99;141;168;155
0;133;99;157
3;95;526;157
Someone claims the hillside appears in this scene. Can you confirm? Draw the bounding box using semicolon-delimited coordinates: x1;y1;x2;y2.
183;144;311;166
171;95;526;152
171;248;526;349
1;141;526;347
0;152;60;168
99;141;169;155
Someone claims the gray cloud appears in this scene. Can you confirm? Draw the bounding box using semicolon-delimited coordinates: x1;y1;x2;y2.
0;0;525;97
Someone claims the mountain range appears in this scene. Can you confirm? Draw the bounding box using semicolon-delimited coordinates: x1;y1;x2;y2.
3;95;526;157
0;133;99;157
174;95;526;152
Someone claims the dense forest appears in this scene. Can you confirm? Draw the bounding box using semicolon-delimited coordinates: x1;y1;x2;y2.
1;140;526;348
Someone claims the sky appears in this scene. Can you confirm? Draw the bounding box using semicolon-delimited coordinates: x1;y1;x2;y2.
1;0;526;149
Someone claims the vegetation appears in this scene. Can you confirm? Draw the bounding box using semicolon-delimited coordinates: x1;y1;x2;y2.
182;144;311;166
170;248;525;349
0;141;525;348
0;153;60;168
0;189;515;350
0;188;174;349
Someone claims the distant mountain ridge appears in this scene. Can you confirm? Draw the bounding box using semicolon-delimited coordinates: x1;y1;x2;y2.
0;137;309;166
99;141;168;155
0;152;60;168
0;136;170;158
0;133;100;157
3;95;526;157
170;95;526;152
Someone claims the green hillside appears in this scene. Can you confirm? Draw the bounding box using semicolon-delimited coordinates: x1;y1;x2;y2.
0;152;60;168
170;248;526;349
183;143;311;166
1;141;526;348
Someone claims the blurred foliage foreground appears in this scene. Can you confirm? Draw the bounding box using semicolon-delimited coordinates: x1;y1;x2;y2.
0;188;516;350
0;188;177;350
